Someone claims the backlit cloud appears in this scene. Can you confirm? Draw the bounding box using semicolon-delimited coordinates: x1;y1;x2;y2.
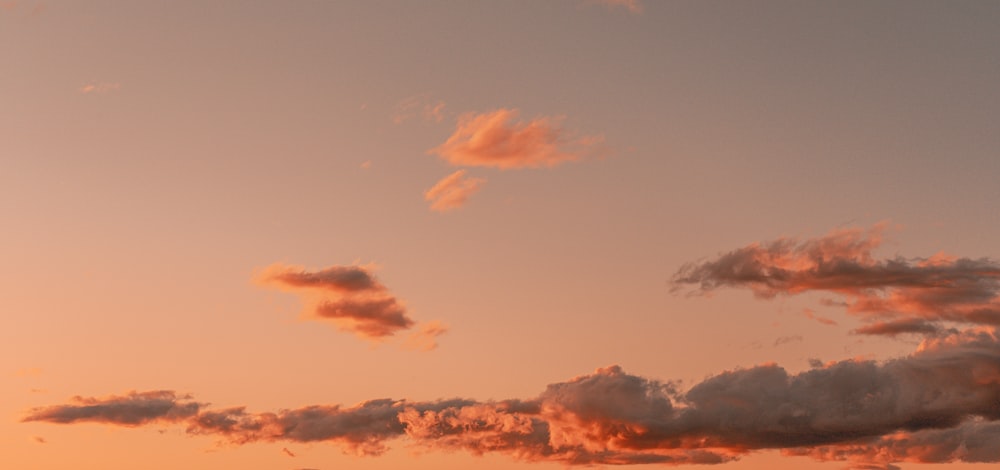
256;263;417;340
424;170;486;212
23;327;1000;467
671;224;1000;336
429;109;604;170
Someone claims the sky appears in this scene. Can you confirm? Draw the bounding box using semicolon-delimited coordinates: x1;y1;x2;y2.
3;1;1000;469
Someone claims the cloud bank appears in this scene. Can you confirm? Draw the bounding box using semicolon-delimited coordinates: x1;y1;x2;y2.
429;109;603;170
23;327;1000;468
671;225;1000;336
256;264;426;341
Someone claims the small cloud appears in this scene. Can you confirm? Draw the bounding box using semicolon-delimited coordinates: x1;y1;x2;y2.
802;308;838;326
424;170;486;212
592;0;643;14
31;435;46;444
22;390;200;426
773;335;803;346
255;263;420;341
15;367;41;378
79;82;120;94
281;447;295;457
405;321;449;352
429;108;605;169
393;93;446;124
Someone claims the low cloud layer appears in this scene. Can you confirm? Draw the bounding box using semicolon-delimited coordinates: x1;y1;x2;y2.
671;225;1000;336
429;109;603;170
256;264;427;342
23;328;1000;467
424;170;486;212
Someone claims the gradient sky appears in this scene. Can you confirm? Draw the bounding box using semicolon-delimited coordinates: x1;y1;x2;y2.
4;1;1000;469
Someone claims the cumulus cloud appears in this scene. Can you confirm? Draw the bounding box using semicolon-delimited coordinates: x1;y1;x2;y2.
256;263;417;340
23;328;1000;467
429;109;604;170
424;170;486;212
671;225;1000;336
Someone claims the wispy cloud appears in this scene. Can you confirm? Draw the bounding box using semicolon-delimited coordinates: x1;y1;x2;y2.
429;109;604;170
671;224;1000;336
393;93;446;124
592;0;643;14
79;82;121;94
23;328;1000;467
256;263;417;341
424;170;486;212
404;321;449;352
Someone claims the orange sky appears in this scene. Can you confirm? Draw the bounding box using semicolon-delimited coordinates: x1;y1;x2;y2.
4;1;1000;469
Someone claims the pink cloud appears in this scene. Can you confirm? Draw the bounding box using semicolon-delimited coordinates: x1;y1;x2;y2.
424;170;486;212
24;328;1000;467
79;82;121;94
672;224;1000;336
429;109;604;170
404;321;449;351
255;263;417;340
393;93;446;124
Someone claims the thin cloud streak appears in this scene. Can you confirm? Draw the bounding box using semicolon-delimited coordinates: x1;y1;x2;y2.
424;170;486;212
671;225;1000;336
429;108;604;170
23;328;1000;467
593;0;643;14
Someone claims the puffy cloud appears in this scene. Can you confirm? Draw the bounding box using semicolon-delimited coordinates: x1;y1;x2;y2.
256;263;417;340
24;329;1000;467
424;170;486;212
671;225;1000;336
22;391;200;426
429;109;604;170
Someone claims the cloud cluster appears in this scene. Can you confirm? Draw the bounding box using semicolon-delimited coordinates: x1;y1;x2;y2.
256;263;437;342
671;225;1000;336
23;328;1000;467
424;170;486;212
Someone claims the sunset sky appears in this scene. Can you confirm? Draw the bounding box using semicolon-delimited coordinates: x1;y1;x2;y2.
4;1;1000;469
